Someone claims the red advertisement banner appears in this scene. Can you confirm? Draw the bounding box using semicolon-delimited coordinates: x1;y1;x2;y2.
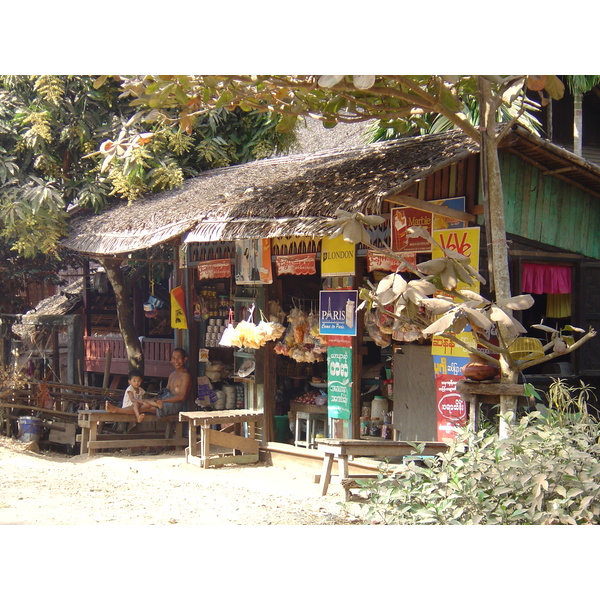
391;207;432;252
366;250;416;273
275;253;316;276
326;335;352;348
197;259;231;280
435;373;467;442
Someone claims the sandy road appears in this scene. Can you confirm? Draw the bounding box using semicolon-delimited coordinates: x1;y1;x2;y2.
0;437;364;526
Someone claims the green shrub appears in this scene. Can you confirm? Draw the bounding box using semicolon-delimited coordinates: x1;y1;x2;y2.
358;379;600;525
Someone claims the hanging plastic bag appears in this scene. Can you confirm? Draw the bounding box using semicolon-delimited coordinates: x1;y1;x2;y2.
255;309;286;344
218;309;236;347
229;304;260;349
365;310;391;348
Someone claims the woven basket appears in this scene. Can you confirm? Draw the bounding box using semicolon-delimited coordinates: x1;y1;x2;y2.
508;337;545;361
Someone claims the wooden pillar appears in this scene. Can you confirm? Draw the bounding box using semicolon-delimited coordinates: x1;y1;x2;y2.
82;259;91;337
0;315;17;368
68;315;84;386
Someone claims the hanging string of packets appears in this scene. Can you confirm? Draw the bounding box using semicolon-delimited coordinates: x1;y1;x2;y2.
273;307;328;363
219;304;286;350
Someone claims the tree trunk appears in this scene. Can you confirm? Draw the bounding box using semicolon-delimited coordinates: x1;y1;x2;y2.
479;78;517;437
99;257;144;374
497;359;519;439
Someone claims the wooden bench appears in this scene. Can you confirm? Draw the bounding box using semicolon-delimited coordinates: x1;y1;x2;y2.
77;410;188;455
179;410;263;468
316;438;448;500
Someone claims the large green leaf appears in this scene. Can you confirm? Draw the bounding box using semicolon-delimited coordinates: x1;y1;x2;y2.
275;113;298;133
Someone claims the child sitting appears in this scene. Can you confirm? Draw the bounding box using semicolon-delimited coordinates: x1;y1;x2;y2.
106;369;154;423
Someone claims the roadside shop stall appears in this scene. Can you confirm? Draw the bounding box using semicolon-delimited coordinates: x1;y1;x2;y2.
59;127;600;459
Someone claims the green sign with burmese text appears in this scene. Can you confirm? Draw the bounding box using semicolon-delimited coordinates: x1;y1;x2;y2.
327;346;352;420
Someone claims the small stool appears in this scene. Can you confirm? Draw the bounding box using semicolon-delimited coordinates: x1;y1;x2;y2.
295;411;328;449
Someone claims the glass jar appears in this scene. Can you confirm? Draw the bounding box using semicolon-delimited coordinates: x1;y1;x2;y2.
369;418;381;437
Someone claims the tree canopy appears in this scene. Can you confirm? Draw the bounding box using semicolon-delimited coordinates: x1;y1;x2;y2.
103;75;564;141
0;75;296;260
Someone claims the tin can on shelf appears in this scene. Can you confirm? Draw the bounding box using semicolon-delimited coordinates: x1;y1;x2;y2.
360;418;370;437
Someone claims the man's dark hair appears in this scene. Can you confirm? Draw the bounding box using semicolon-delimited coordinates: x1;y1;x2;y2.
173;347;188;359
128;369;143;380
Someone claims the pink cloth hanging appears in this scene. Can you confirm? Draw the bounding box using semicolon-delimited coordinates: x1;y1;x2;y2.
521;263;572;295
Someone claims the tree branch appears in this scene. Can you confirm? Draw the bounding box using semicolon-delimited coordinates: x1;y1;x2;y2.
438;333;501;367
515;328;597;373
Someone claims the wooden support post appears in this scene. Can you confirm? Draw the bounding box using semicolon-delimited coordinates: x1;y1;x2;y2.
103;350;112;389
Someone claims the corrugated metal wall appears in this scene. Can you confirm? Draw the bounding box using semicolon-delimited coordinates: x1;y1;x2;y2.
499;151;600;260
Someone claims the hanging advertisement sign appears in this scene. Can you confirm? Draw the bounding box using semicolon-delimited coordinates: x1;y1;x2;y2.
432;226;480;293
391;206;431;252
234;238;273;284
366;250;416;273
433;354;470;378
431;196;466;230
319;290;358;336
391;197;467;253
327;346;352;420
320;236;355;277
197;259;231;280
431;330;475;358
326;335;352;348
170;286;188;330
275;253;316;276
435;371;468;443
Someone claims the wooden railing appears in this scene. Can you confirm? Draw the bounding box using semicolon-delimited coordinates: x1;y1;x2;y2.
84;336;174;378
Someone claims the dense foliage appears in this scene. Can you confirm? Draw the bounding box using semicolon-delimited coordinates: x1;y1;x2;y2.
0;75;295;312
0;75;296;258
358;379;600;525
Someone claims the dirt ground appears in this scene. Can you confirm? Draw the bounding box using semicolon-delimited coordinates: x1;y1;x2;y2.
0;436;366;526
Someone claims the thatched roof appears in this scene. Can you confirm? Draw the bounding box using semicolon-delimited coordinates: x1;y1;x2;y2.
61;129;480;256
61;125;600;257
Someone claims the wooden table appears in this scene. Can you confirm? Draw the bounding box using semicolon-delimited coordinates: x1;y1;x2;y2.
77;410;187;455
316;438;448;496
457;380;526;431
179;410;263;468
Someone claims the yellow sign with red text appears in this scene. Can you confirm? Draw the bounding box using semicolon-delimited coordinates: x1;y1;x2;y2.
432;227;480;293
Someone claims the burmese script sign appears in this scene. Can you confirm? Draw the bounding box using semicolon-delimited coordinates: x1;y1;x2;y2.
275;253;316;276
366;250;416;273
435;373;467;443
197;259;231;280
327;346;352;420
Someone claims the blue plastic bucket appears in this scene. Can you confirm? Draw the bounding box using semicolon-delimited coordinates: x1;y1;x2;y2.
17;416;42;443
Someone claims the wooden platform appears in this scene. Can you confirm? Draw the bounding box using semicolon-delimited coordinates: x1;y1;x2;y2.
77;410;187;455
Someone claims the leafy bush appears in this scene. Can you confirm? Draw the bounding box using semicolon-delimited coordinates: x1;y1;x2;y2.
358;379;600;525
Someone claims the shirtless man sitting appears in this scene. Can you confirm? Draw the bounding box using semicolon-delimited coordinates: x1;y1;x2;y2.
105;348;193;418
